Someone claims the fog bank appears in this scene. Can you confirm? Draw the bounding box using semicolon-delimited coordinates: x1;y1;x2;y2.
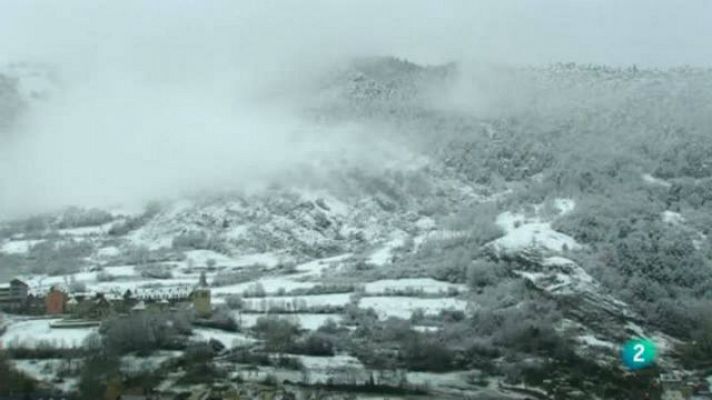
1;0;710;217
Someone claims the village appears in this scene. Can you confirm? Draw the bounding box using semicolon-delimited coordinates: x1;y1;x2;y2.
0;273;212;325
0;256;482;400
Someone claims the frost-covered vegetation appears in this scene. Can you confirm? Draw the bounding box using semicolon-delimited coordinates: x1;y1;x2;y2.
2;59;712;398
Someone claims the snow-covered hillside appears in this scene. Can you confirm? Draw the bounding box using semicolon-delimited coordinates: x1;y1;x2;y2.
2;58;711;398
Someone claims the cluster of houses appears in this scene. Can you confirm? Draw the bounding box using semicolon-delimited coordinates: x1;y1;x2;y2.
0;273;212;321
659;371;712;400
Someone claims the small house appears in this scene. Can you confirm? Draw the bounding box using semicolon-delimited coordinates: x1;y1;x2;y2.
66;297;79;313
131;301;147;313
75;294;112;320
661;371;690;400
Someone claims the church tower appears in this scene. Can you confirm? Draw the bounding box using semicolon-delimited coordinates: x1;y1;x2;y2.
191;271;211;317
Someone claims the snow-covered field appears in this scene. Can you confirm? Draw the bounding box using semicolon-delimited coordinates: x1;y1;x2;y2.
489;199;581;256
367;233;407;266
359;297;469;320
212;277;316;298
184;250;282;269
1;239;43;254
362;278;465;295
241;293;352;312
0;319;97;349
297;354;364;369
192;328;255;347
12;359;78;393
294;253;352;276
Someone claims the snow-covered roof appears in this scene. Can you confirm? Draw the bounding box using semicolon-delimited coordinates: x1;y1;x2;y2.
132;301;146;311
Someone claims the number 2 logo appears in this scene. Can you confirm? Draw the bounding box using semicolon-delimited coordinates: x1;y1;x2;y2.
622;338;656;370
633;343;645;363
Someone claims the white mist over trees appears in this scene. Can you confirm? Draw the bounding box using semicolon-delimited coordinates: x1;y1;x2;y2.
0;0;711;217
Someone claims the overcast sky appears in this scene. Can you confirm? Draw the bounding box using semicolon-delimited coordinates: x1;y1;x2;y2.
0;0;710;68
1;1;710;217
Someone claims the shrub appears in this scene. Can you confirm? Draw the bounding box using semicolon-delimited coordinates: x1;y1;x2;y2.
172;231;226;251
252;317;299;353
400;335;456;372
290;333;335;356
203;307;238;332
467;259;507;289
100;310;192;355
108;217;144;236
27;240;93;275
57;207;113;229
225;295;244;310
212;268;264;287
96;271;115;282
77;353;120;400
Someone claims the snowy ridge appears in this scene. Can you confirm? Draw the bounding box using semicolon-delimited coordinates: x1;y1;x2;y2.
487;199;581;258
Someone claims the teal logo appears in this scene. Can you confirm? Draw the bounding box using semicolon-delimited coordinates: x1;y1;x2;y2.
620;338;657;370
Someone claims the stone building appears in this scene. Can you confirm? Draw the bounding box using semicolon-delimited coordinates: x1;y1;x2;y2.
190;272;211;318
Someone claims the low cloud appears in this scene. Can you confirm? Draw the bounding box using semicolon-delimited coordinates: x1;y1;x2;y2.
0;0;710;217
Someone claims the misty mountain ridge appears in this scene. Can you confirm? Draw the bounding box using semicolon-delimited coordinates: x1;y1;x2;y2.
1;57;712;397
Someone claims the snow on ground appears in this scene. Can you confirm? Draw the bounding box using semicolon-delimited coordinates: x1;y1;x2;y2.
103;265;139;277
406;371;475;389
362;278;465;295
192;328;255;348
359;297;469;320
295;189;350;216
554;198;576;215
642;173;672;188
515;257;597;296
413;230;466;251
235;313;342;330
1;239;43;254
58;223;112;237
241;293;352;312
490;203;580;256
662;210;684;225
121;351;180;374
0;319;97;348
490;221;580;254
97;246;121;258
415;217;436;230
578;334;617;350
212;278;316;297
185;250;282;269
223;224;249;241
296;354;364;370
21;270;197;298
367;232;408;266
291;354;367;385
12;359;62;381
295;253;352;276
12;359;78;392
413;325;440;333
